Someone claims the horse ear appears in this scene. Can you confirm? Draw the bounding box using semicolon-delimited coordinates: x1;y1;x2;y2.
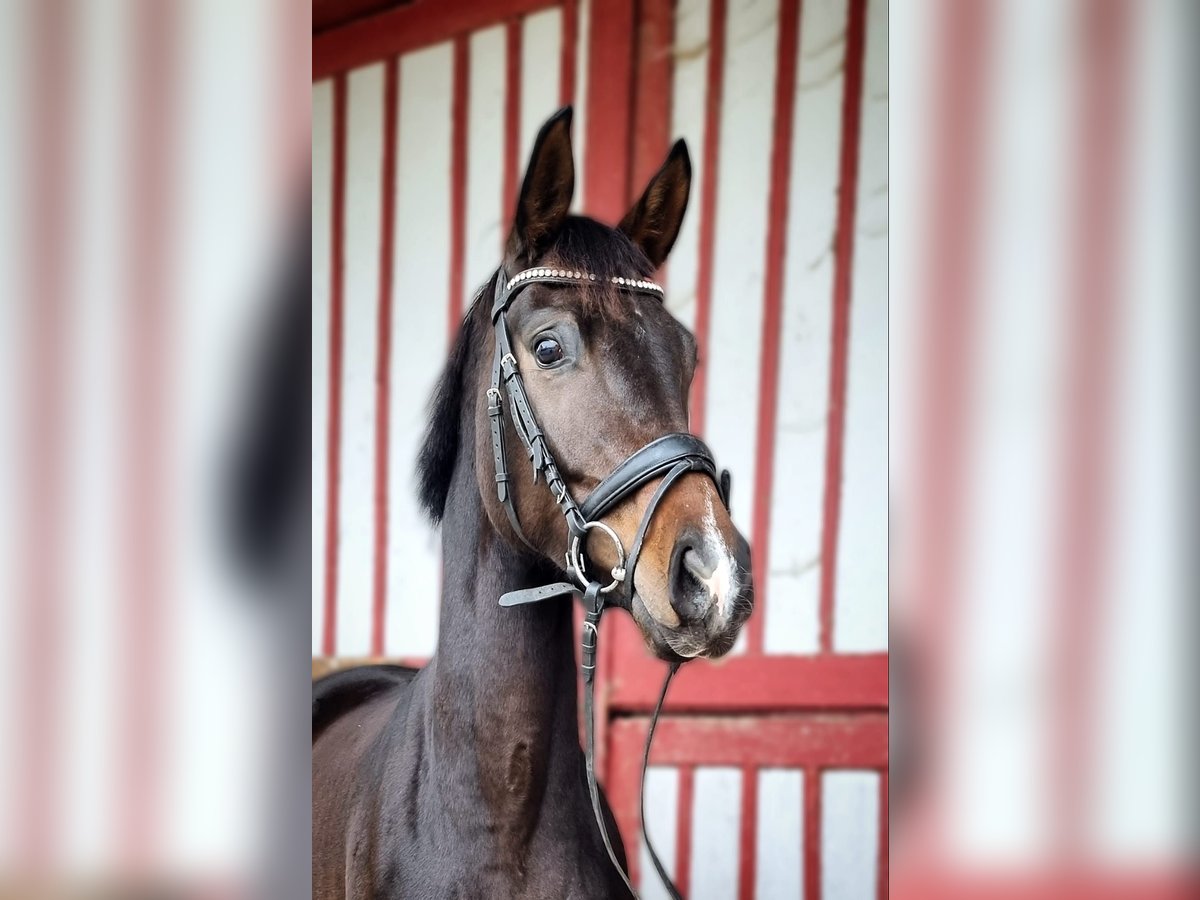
509;107;575;261
619;139;691;269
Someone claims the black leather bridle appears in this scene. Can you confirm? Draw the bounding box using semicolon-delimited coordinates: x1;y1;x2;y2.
483;264;732;899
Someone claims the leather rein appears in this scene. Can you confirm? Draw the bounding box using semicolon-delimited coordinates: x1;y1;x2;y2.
484;265;731;899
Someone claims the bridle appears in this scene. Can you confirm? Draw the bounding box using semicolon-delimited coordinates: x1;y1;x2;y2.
484;264;732;899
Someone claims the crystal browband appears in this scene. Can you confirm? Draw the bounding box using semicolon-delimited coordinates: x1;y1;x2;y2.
503;266;665;298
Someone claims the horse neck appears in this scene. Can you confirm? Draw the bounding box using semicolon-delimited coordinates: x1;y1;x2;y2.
430;418;584;810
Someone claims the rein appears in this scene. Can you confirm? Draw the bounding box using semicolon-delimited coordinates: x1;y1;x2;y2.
485;265;731;899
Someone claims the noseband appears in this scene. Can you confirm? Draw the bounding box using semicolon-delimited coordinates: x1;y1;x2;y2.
484;265;731;899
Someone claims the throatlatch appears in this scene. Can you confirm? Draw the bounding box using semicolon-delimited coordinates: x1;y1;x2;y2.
486;265;732;900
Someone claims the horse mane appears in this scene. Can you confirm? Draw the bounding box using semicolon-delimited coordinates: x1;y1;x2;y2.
417;275;486;523
416;216;653;524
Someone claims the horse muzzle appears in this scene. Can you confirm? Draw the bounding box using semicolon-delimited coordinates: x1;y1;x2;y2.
633;528;753;662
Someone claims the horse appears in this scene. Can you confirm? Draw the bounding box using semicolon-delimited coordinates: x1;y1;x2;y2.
313;107;754;899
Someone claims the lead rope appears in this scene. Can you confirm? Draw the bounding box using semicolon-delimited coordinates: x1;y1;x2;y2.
640;664;682;899
582;580;684;899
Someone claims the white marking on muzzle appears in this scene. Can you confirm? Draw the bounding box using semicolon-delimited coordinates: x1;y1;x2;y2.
702;494;739;618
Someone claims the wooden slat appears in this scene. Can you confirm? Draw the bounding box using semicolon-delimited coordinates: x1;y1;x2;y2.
804;767;821;900
447;36;469;331
910;0;993;849
502;19;522;227
607;636;888;713
582;0;635;220
559;0;577;106
21;0;73;864
817;0;867;653
630;0;674;198
676;765;695;897
1051;0;1130;855
371;57;399;658
748;0;801;655
738;764;758;899
314;0;558;79
687;0;726;435
878;770;889;900
609;715;887;769
314;0;400;34
322;73;348;657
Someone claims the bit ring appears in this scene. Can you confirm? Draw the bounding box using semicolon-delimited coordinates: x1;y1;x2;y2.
569;521;626;593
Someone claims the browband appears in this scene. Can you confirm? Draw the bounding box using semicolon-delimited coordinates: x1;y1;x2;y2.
492;266;665;320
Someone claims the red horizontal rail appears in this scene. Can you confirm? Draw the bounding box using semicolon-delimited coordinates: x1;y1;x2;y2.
608;714;887;769
313;0;559;80
608;651;888;713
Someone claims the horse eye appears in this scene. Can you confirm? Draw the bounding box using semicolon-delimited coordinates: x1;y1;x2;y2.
534;336;564;367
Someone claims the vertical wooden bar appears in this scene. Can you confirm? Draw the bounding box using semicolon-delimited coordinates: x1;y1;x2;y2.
124;0;174;859
675;764;696;897
560;0;578;106
583;0;635;221
738;764;759;899
323;73;348;657
911;0;993;847
1053;0;1130;857
20;0;72;865
816;0;867;653
630;0;675;197
449;36;470;329
804;767;822;900
371;57;399;658
502;19;523;226
687;0;726;436
748;0;802;655
878;770;889;900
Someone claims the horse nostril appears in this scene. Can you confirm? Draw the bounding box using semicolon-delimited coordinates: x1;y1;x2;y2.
682;547;715;582
669;541;715;623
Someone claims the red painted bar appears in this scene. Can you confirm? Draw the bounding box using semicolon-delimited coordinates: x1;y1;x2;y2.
804;768;822;900
911;0;993;846
583;0;635;221
502;19;522;228
1051;0;1130;856
608;647;889;713
748;0;801;655
119;0;178;863
878;770;889;900
630;0;674;197
371;57;399;658
610;715;887;769
323;73;348;657
21;0;74;865
559;0;577;107
676;765;695;897
817;0;867;653
738;764;758;899
314;0;557;79
448;36;470;330
687;0;726;435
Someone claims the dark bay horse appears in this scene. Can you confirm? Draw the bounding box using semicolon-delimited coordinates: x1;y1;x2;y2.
313;108;753;899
